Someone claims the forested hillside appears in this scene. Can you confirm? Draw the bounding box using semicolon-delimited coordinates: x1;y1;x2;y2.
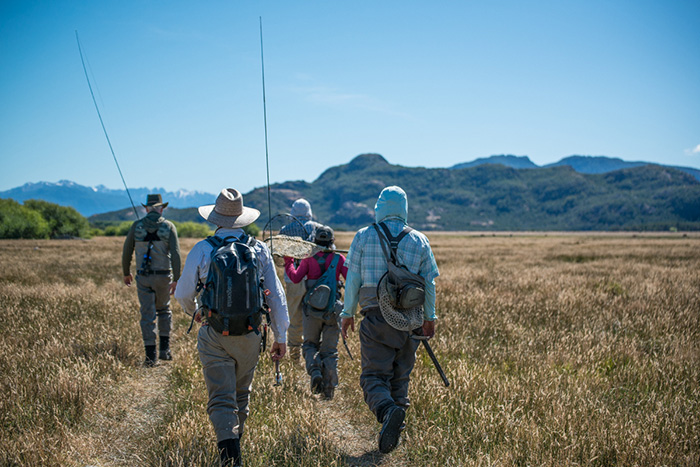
92;154;700;231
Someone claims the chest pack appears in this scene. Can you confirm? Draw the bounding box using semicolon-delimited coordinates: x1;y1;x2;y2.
303;253;340;314
373;223;426;310
199;235;267;336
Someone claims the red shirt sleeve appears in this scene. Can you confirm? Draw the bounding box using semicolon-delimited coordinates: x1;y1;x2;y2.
284;257;311;283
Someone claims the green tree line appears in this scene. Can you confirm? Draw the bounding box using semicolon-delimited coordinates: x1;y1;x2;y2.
1;198;260;239
0;199;91;239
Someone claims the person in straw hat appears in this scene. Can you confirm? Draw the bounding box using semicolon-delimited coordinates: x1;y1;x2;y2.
122;193;181;367
340;186;439;454
175;188;289;467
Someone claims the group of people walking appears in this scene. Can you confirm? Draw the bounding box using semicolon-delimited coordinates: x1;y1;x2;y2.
121;186;439;466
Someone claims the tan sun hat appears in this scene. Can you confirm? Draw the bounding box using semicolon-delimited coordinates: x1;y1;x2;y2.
142;193;168;208
198;188;260;228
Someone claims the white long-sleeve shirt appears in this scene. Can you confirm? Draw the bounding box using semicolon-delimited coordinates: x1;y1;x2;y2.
175;228;289;343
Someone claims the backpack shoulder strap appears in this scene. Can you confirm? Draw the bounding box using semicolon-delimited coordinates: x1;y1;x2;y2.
378;222;413;253
372;223;395;264
316;252;331;274
328;253;340;271
205;236;225;249
375;222;414;263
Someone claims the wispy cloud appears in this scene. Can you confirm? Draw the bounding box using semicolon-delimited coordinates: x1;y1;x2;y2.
289;82;413;120
684;144;700;155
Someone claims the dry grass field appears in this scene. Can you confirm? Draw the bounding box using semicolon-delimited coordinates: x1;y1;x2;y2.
1;232;698;466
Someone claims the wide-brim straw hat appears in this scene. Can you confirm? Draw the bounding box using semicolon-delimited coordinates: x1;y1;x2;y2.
142;193;168;208
198;188;260;228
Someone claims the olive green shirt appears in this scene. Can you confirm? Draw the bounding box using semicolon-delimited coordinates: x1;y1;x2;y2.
122;210;181;280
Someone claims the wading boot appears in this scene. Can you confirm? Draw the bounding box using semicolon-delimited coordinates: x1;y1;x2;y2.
144;345;158;367
323;386;335;400
159;336;172;360
218;437;241;467
310;370;323;394
378;406;405;454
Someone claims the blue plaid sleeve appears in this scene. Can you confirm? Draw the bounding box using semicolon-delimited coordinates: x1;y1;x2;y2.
345;220;439;286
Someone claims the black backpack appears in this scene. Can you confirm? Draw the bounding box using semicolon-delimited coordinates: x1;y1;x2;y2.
373;223;426;310
303;252;340;314
199;235;267;336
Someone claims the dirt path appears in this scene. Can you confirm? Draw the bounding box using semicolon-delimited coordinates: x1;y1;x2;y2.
289;366;408;467
72;363;170;467
73;355;407;467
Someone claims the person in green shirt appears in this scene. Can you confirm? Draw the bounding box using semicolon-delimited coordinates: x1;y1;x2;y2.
122;194;181;366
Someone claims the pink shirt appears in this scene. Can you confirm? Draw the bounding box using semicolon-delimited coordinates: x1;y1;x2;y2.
284;252;348;284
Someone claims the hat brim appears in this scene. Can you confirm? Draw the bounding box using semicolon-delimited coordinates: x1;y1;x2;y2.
198;205;260;228
142;202;168;208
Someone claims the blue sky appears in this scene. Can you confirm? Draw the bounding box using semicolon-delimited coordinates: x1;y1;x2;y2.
1;0;699;195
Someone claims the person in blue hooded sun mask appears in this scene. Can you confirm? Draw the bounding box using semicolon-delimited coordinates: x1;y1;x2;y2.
340;186;440;454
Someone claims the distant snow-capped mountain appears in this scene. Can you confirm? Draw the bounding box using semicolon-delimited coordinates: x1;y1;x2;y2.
0;181;216;217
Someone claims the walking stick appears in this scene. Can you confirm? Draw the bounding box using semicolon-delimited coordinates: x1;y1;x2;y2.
342;334;354;360
412;334;450;387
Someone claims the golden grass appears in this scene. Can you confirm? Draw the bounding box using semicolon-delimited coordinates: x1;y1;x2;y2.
1;233;698;466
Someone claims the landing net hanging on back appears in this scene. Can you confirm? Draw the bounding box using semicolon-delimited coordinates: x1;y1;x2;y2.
373;223;425;331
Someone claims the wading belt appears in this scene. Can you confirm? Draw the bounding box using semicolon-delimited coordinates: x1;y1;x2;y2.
138;269;172;276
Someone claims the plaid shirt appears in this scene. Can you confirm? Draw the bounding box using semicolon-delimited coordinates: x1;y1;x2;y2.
345;217;439;287
279;218;321;242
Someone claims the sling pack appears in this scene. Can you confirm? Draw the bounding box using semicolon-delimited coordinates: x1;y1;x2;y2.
373;223;426;310
199;234;267;336
303;252;340;314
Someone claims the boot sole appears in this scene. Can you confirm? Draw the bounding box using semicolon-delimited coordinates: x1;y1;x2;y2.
378;407;405;454
311;373;323;394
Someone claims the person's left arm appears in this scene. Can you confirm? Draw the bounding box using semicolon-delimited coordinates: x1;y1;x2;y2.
260;245;290;344
174;242;204;316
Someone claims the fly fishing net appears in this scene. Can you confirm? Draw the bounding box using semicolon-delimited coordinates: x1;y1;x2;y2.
377;274;424;331
264;235;347;260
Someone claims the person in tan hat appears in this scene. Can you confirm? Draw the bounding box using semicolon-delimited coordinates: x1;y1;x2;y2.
122;193;181;367
175;188;289;467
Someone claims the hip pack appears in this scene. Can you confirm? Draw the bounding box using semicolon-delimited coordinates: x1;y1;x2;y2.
373;223;426;310
200;234;267;336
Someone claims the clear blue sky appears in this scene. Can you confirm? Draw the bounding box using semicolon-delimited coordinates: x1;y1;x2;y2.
1;0;699;195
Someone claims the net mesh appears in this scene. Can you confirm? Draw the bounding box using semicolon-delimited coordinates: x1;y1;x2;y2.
264;235;347;260
377;275;424;331
264;235;319;259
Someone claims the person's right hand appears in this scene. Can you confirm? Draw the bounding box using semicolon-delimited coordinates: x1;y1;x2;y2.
422;320;436;339
124;274;133;287
341;317;355;340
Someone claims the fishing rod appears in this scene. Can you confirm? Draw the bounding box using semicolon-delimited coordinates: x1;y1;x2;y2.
259;17;284;384
75;30;139;219
259;18;273;249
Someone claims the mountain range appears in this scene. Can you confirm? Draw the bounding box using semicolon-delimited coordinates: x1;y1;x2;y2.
0;180;215;217
3;154;700;231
